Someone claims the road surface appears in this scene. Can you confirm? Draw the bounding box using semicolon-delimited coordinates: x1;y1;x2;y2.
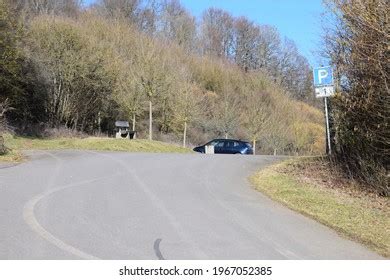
0;150;381;259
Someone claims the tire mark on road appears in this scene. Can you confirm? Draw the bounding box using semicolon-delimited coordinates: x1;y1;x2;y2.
87;151;209;259
153;238;165;260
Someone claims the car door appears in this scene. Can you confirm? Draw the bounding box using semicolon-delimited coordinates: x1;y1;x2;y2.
231;141;242;154
219;140;237;154
213;140;226;154
223;140;236;154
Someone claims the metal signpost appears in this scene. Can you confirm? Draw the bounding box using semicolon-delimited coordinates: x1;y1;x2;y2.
313;66;335;155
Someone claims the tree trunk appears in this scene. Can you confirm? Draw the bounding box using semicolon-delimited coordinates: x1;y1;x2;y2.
132;113;136;131
98;111;101;135
183;121;187;148
225;132;228;139
132;113;136;139
252;139;256;155
81;117;86;132
149;100;153;140
273;148;277;156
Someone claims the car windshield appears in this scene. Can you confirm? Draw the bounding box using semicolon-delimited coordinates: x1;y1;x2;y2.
207;140;219;146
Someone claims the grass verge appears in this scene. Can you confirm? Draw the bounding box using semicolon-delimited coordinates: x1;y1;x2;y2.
0;149;24;163
250;158;389;258
0;133;191;162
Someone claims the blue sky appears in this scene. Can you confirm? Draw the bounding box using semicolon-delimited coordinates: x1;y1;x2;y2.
84;0;325;65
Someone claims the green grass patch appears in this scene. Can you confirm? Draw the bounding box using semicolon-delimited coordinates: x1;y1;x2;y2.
250;159;390;258
1;133;191;162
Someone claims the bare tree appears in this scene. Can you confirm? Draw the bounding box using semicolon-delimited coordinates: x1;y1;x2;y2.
234;17;260;72
200;8;235;59
242;91;271;154
159;0;196;50
256;25;281;74
113;64;144;133
137;0;159;35
263;105;292;155
97;0;141;22
212;82;240;139
171;67;201;147
27;16;113;131
17;0;81;16
135;37;171;140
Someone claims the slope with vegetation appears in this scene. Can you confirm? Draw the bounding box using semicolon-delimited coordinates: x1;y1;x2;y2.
1;0;324;157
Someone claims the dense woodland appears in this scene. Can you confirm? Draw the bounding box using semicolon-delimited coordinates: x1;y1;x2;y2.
0;0;324;155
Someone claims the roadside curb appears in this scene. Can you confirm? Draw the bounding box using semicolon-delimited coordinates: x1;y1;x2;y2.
0;162;22;169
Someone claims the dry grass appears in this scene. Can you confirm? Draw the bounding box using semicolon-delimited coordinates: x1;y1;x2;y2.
0;133;192;162
0;149;24;162
251;157;390;258
286;157;389;211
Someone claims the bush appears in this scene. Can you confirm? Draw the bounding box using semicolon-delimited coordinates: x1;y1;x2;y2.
324;0;389;196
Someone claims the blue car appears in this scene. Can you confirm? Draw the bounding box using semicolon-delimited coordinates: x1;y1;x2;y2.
193;139;254;155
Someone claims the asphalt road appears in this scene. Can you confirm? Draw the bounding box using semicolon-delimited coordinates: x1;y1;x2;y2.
0;150;381;259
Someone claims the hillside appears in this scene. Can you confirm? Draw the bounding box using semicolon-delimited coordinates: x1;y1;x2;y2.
1;0;324;155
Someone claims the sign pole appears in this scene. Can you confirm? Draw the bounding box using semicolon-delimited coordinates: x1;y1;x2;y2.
313;66;334;155
324;97;331;155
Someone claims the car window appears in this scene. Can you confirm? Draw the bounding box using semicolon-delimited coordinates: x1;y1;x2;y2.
214;141;225;148
207;140;218;146
244;142;252;148
233;141;241;147
225;140;235;148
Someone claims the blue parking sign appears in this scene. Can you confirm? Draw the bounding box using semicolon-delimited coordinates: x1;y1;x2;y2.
313;66;334;87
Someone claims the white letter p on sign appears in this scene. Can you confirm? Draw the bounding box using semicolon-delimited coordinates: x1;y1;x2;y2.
318;69;328;84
